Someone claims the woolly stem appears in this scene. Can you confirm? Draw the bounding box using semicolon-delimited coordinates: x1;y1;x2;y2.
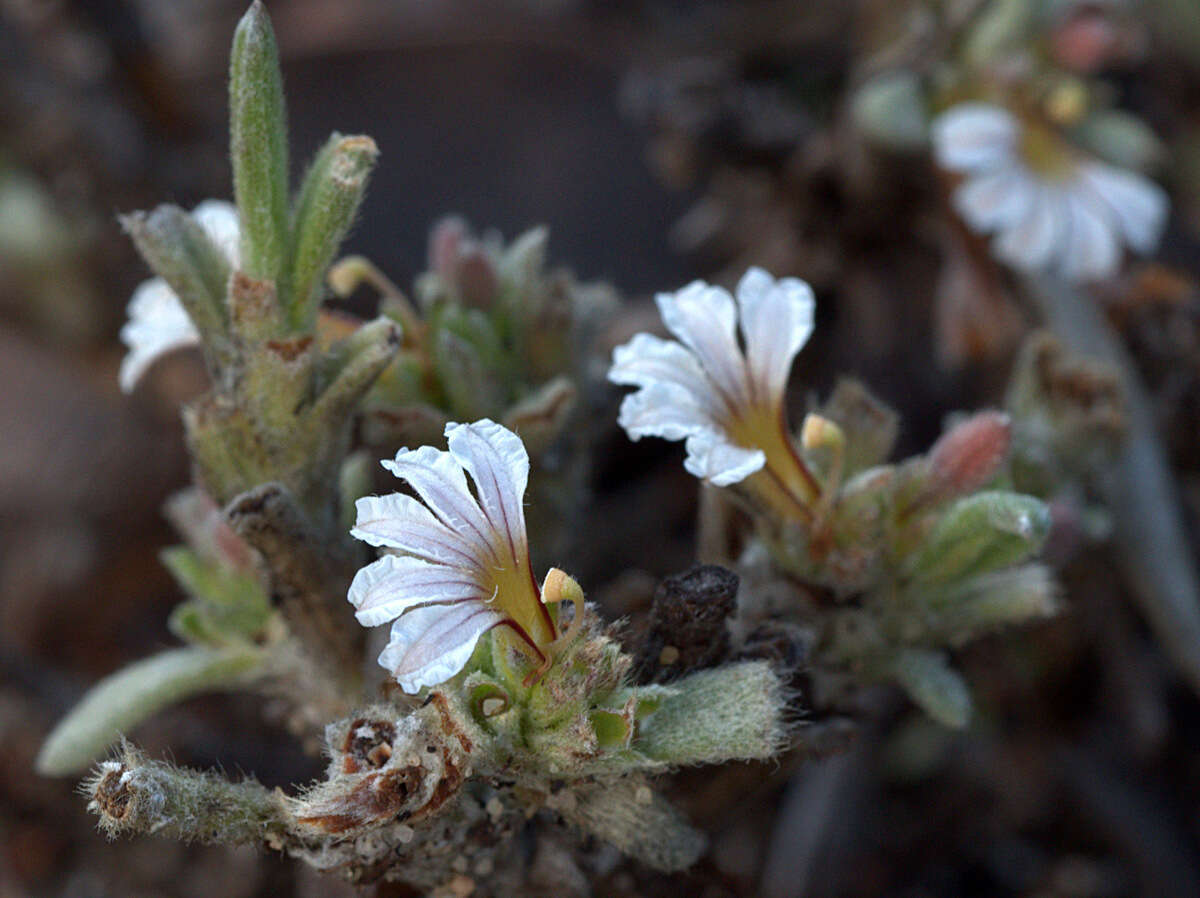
85;746;290;845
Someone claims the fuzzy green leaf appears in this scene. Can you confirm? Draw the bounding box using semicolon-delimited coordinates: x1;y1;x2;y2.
892;648;971;729
37;646;264;776
851;71;928;151
561;779;706;872
230;1;289;287
121;205;231;342
634;662;785;765
161;547;272;643
289;134;379;327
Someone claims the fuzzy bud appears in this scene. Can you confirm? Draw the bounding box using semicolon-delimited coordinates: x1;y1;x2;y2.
289;134;379;325
927;411;1012;500
908;491;1049;585
429;216;468;278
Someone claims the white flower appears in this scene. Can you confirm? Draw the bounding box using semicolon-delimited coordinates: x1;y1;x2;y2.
609;268;819;515
118;200;239;392
933;102;1168;282
349;419;565;693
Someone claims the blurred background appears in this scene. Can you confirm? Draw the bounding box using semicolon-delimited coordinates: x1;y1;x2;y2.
4;0;1200;895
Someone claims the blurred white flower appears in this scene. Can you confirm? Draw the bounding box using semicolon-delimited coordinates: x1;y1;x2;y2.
933;102;1167;282
118;200;239;392
609;268;819;517
349;419;568;693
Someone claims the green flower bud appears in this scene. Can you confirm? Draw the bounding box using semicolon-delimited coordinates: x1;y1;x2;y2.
908;491;1050;584
289;134;379;327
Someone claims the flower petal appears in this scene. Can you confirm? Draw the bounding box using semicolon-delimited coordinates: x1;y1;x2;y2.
656;280;750;408
609;332;721;416
735;267;815;404
953;165;1037;234
351;493;481;569
381;445;496;559
994;184;1067;272
1078;162;1168;255
118;279;200;393
683;429;766;486
617;381;716;442
932;103;1018;173
445;419;530;559
348;553;487;627
1058;190;1120;282
378;601;505;693
191;200;240;265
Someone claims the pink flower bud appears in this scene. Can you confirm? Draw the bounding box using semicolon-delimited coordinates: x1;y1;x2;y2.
1051;9;1119;74
428;216;468;279
455;247;499;308
928;411;1012;497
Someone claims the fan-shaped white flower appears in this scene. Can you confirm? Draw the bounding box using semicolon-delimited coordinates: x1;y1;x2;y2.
349;419;579;693
933;102;1167;282
609;268;820;521
118;200;239;392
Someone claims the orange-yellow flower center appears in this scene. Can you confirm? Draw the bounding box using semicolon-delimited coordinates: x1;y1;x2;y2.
725;401;817;522
487;554;555;648
1019;121;1078;181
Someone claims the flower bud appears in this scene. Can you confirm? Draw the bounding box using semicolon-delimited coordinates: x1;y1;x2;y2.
909;491;1050;584
928;411;1012;499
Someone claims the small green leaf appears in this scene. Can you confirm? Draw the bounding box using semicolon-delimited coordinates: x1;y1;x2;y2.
37;646;264;776
289;134;379;328
963;0;1036;67
501;377;576;455
929;563;1060;643
891;648;972;729
309;316;402;425
167;601;220;645
160;547;272;642
230;0;289;288
121;205;231;342
634;662;784;765
851;71;928;151
561;779;706;873
821;378;900;475
1074;110;1165;173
